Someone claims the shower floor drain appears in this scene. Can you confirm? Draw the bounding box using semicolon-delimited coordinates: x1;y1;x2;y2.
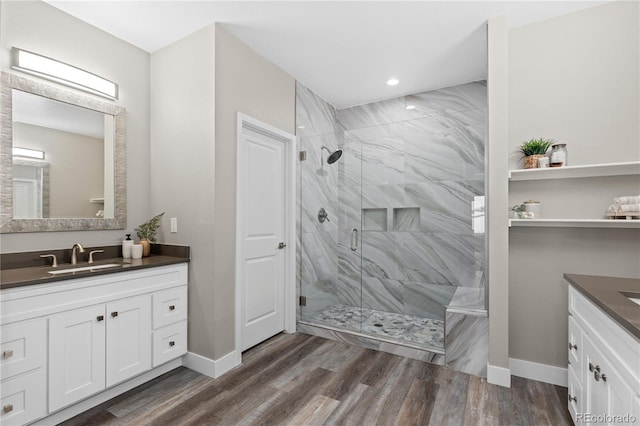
373;323;383;327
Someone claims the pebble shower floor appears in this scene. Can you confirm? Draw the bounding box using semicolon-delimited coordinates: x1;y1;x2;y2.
308;304;445;351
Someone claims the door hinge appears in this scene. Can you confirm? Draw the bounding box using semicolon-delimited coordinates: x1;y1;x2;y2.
299;151;307;161
299;296;307;306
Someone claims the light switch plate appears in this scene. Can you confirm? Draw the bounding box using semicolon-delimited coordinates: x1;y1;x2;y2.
170;217;178;233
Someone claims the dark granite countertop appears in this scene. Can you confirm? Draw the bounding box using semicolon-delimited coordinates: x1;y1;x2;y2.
1;244;190;290
564;273;640;340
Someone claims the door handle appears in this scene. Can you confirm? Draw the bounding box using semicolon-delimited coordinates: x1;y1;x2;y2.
278;242;287;249
350;228;358;252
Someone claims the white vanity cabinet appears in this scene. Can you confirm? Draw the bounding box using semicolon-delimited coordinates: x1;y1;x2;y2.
568;285;640;426
48;294;152;412
0;263;188;425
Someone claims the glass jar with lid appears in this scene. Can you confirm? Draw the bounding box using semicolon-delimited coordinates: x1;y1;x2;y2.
549;143;568;167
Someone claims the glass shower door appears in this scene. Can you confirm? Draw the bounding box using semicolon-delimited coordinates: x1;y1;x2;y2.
298;125;363;335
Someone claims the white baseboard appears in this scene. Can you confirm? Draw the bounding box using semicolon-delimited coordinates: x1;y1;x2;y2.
183;350;241;379
487;363;512;387
509;357;567;387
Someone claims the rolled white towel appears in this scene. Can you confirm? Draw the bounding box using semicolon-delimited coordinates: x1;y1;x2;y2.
608;203;640;212
613;195;640;205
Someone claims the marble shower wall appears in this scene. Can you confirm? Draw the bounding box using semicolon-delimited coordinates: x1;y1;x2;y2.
336;81;487;321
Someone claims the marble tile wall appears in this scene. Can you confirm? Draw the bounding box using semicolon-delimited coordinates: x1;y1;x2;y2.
337;81;487;321
297;80;487;324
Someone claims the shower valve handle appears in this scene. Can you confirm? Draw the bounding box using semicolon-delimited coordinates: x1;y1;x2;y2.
318;208;330;223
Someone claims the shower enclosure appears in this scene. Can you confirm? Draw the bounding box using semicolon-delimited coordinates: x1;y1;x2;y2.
297;81;487;355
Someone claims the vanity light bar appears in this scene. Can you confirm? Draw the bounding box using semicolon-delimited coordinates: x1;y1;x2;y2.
11;47;118;100
13;147;45;160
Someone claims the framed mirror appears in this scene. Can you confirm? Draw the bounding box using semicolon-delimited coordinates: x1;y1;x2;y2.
1;72;126;233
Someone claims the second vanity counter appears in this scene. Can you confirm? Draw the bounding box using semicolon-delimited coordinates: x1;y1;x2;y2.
564;273;640;340
0;244;190;290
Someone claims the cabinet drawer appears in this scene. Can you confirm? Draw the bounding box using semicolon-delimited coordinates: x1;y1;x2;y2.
568;315;583;375
152;321;187;367
568;365;582;425
0;318;46;380
152;287;187;329
0;368;46;426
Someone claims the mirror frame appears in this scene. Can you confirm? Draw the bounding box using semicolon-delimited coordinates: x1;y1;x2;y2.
0;72;126;233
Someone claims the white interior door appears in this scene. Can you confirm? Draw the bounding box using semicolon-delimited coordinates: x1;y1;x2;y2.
239;123;287;351
13;178;38;219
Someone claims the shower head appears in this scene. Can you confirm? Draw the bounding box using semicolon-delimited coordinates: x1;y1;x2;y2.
321;146;343;164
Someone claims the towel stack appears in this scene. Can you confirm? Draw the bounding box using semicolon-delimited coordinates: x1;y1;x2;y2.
607;195;640;215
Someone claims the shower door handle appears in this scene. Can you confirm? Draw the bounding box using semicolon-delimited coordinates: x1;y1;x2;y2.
350;228;358;252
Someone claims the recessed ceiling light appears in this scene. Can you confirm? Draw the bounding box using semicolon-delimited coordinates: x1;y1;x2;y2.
386;78;399;86
405;105;416;110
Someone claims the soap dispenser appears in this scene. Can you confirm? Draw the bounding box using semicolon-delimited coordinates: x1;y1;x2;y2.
122;234;133;259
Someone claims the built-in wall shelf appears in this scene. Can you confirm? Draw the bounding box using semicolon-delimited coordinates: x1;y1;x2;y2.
509;219;640;229
508;161;640;181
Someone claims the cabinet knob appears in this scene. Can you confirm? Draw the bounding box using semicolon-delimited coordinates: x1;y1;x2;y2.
169;341;175;347
111;311;119;318
2;350;14;359
568;342;577;351
594;369;605;382
169;305;176;311
568;394;577;403
601;373;607;382
3;404;13;414
97;315;105;322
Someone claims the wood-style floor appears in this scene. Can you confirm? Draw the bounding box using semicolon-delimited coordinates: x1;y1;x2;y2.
61;333;572;426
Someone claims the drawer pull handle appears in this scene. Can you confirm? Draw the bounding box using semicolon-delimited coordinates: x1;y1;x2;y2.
111;311;119;318
169;341;175;347
97;315;105;322
169;305;176;311
568;342;577;351
589;362;599;372
568;394;577;403
3;404;13;414
601;373;607;382
3;350;14;359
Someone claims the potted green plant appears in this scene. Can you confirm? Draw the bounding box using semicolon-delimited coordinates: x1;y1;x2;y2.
135;212;164;257
518;138;554;169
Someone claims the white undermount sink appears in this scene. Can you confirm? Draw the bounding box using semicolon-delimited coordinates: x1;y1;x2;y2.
621;292;640;306
48;263;122;275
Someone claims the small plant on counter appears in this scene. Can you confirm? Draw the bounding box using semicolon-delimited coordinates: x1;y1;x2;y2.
518;138;554;169
135;212;165;243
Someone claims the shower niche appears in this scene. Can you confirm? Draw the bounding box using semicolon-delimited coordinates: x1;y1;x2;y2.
297;81;488;376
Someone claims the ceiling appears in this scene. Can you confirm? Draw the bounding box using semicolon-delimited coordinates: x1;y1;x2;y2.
45;1;608;109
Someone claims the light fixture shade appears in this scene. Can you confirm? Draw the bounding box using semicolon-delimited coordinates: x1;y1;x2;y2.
13;147;45;160
11;47;118;100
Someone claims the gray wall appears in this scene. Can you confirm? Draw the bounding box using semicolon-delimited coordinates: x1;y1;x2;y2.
150;25;217;360
508;1;640;367
151;25;295;361
213;25;295;359
0;0;150;251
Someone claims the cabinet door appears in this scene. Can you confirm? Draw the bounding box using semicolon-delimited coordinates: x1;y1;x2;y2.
49;305;106;412
583;335;636;424
106;294;151;387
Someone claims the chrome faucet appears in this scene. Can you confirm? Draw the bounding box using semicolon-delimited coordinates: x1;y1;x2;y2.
71;243;85;265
